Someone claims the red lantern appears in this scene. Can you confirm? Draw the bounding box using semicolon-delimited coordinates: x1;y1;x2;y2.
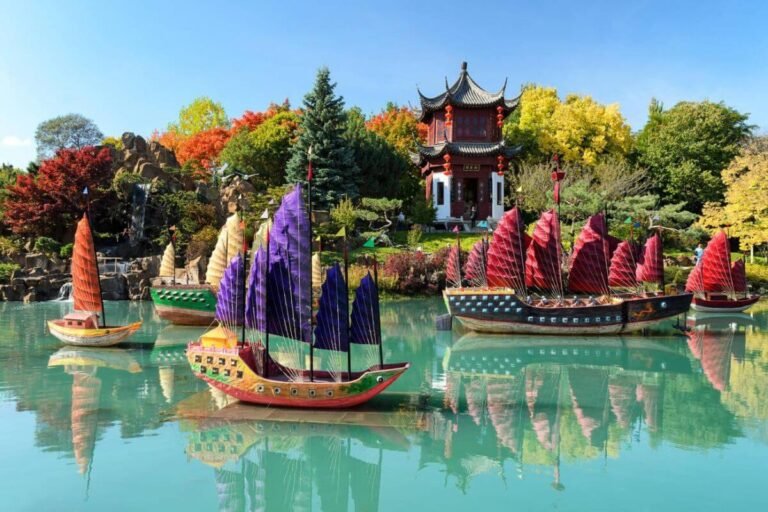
443;153;452;176
496;155;505;176
496;105;504;128
445;105;453;127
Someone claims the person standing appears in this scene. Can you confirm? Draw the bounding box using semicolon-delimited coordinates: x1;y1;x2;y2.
694;243;704;264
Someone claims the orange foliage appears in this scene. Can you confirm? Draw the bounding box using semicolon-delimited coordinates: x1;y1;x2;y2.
231;100;293;133
175;127;231;178
366;105;427;155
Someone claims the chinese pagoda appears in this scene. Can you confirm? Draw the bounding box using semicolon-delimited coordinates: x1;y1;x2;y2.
413;62;521;224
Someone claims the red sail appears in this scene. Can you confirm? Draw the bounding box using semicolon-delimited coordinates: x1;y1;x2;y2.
464;240;487;287
635;234;663;284
72;215;103;313
609;240;640;288
685;261;704;292
486;207;530;289
701;231;733;292
446;244;461;288
568;214;610;294
525;210;563;293
731;260;747;292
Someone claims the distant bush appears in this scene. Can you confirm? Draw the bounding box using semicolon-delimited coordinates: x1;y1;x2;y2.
0;236;23;258
33;236;60;255
59;243;74;259
187;226;219;260
0;263;20;283
382;249;449;295
406;224;423;248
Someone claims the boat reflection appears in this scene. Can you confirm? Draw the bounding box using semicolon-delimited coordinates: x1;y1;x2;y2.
183;416;407;512
47;347;141;475
686;312;753;391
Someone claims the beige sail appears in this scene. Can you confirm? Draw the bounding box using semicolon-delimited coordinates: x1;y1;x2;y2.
159;242;175;278
312;253;323;291
253;218;272;251
205;213;244;291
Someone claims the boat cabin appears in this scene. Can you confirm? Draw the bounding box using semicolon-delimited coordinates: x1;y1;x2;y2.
413;62;522;229
63;311;99;329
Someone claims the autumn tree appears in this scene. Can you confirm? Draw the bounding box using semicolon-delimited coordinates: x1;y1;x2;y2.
286;67;358;208
231;100;292;133
168;96;229;136
174;127;231;179
700;137;768;256
635;99;753;211
34;114;103;160
4;147;113;239
366;103;426;155
504;85;632;166
220;111;300;189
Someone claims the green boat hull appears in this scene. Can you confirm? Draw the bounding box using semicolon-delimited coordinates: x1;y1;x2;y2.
150;285;217;326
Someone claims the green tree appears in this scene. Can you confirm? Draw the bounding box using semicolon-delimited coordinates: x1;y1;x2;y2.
34;113;103;160
168;96;229;137
345;107;409;199
285;67;359;208
220;111;299;189
635;99;753;211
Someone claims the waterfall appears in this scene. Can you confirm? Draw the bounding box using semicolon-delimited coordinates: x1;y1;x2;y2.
130;183;151;244
57;282;73;301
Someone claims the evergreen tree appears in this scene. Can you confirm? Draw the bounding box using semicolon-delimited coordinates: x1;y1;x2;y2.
286;68;359;208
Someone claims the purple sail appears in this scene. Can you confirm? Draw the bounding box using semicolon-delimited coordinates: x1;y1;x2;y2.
245;246;266;331
267;184;311;343
314;263;349;352
350;273;381;345
215;252;245;326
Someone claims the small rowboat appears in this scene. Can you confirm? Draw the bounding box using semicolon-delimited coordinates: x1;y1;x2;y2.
48;213;142;347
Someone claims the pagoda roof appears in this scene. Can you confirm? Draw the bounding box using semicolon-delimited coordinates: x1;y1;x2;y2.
417;62;519;120
412;141;523;166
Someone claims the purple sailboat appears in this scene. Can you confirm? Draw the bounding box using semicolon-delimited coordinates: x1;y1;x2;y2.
186;184;409;408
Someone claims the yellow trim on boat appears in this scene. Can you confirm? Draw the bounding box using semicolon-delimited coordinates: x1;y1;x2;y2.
47;321;142;338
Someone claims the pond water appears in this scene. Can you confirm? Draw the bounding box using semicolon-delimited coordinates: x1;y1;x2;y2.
1;298;767;511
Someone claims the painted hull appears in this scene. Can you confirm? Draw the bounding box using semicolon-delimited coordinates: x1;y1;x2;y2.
47;320;142;347
150;285;217;325
443;288;692;335
187;342;409;409
690;295;760;313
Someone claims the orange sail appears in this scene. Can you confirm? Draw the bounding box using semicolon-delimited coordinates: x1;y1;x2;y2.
72;215;103;313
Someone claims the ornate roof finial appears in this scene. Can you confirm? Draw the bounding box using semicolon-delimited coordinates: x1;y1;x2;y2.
461;61;468;72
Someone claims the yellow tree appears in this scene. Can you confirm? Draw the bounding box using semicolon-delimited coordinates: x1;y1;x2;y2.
700;138;768;257
504;85;632;166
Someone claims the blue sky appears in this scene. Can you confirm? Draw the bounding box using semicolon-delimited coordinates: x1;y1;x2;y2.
1;0;767;167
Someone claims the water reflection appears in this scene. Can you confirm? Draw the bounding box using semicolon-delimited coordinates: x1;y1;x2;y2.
1;299;767;508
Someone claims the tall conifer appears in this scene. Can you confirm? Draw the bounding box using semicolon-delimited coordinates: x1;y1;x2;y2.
286;68;359;208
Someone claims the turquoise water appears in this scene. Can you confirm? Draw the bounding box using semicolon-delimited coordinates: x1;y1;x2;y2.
1;298;767;511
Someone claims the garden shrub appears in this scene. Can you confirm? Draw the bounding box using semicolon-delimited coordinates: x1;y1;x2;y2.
59;243;74;259
187;226;219;260
406;224;423;248
0;263;20;283
33;236;60;255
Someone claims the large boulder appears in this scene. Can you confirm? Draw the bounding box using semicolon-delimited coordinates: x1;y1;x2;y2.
0;284;24;301
131;255;161;278
124;270;150;300
24;253;49;271
218;177;256;217
100;273;127;300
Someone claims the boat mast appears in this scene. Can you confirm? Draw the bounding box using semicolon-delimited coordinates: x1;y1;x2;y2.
307;148;315;382
551;155;566;299
373;257;383;369
264;224;271;378
83;187;106;328
343;229;352;381
238;201;247;346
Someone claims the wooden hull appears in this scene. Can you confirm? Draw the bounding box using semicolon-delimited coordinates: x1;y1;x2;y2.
47;320;142;347
690;295;760;313
443;288;692;335
187;342;409;409
150;285;217;326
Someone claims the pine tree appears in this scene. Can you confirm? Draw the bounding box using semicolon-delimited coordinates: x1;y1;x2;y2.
286;67;359;208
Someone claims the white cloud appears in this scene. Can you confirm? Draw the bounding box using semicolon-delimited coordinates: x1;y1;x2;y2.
1;136;32;147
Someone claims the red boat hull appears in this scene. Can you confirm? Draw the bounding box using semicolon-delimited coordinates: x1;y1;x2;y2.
691;295;760;313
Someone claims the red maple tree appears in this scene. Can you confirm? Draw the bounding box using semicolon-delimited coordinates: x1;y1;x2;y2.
4;147;113;238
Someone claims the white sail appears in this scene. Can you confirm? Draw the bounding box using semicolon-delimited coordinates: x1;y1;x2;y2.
312;253;323;291
205;213;244;291
159;242;175;277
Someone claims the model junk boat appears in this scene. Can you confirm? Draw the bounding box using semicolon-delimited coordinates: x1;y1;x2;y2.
150;213;244;325
443;160;692;335
186;183;409;408
685;230;760;312
48;214;142;346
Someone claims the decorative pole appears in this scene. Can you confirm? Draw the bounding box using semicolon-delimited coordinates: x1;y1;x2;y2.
238;196;247;347
307;146;315;382
169;225;177;286
264;223;271;378
551;154;566;299
373;256;383;369
343;228;352;381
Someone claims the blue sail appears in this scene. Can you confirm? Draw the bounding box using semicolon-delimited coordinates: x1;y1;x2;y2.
267;184;311;343
245;246;266;331
314;263;349;352
215;252;245;326
349;273;381;345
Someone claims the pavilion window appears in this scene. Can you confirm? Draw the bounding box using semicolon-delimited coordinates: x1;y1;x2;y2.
496;182;502;205
437;182;445;205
